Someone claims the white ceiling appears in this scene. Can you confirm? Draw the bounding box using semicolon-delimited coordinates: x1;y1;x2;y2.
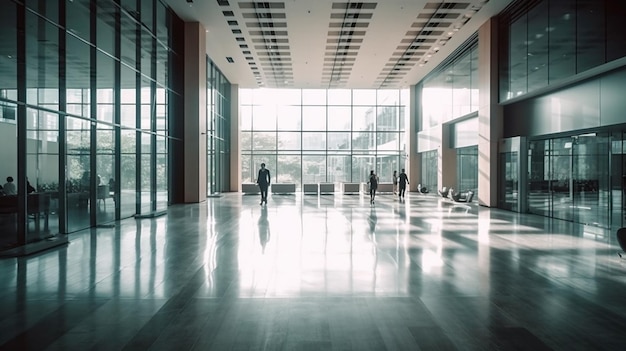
163;0;515;89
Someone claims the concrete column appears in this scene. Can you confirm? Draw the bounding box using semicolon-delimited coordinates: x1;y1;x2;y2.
230;84;240;192
439;123;457;190
477;18;503;207
183;22;207;203
408;85;420;191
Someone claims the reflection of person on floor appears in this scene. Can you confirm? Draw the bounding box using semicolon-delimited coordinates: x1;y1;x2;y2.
3;177;17;195
257;163;271;205
258;207;270;253
392;170;398;195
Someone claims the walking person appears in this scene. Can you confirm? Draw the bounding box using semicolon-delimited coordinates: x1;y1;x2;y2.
368;170;379;205
257;163;271;205
392;170;398;195
398;168;409;200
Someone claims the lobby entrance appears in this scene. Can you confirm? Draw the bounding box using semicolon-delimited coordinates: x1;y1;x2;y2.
524;131;626;230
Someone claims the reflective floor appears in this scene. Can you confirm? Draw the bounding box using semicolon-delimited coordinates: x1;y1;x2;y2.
1;192;626;350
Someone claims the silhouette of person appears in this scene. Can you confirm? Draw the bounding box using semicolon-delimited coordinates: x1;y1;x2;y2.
3;176;17;195
368;170;379;204
398;168;409;200
26;178;36;193
392;170;398;195
257;163;271;205
258;206;270;253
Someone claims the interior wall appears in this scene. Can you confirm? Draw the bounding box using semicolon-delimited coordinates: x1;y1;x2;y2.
504;66;626;138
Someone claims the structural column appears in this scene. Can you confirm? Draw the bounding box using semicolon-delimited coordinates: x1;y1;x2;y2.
230;84;241;192
408;85;420;190
477;18;503;207
439;123;457;191
183;22;207;203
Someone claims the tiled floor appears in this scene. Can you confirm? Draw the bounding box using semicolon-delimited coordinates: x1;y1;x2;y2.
1;192;626;350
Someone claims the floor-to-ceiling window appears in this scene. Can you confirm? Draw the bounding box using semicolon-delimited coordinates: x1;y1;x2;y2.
417;38;479;193
240;89;408;189
207;60;231;195
0;0;182;253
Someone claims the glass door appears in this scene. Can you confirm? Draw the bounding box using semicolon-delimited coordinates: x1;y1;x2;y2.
499;152;518;211
571;133;609;227
610;132;625;229
528;140;553;218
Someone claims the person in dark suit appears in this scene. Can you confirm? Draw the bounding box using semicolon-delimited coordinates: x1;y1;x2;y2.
256;163;271;205
398;168;409;200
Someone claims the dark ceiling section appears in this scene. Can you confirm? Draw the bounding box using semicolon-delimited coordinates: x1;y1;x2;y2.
324;2;377;89
236;1;291;88
378;0;487;88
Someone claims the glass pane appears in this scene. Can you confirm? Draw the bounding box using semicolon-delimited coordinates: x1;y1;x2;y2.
303;156;326;183
276;155;301;184
96;1;117;56
302;89;326;105
277;105;301;131
576;0;605;73
353;89;376;105
26;12;59;107
96;123;115;224
0;102;18;246
26;0;59;22
328;132;350;150
328;156;351;182
377;90;399;105
327;106;351;131
0;1;17;95
66;117;91;233
66;36;91;117
352;155;375;183
139;133;152;214
67;0;91;43
377;106;398;132
302;132;326;150
252;105;277;130
156;137;168;211
277;132;300;150
120;129;136;218
526;1;548;92
353;132;375;150
254;132;276;150
420;150;437;193
548;0;576;83
327;89;351;105
509;14;528;99
353;107;375;131
302;106;326;131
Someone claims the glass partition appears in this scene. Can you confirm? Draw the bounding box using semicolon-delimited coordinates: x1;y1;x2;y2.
528;134;611;228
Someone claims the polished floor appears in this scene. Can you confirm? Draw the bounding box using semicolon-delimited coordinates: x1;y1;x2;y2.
1;192;626;350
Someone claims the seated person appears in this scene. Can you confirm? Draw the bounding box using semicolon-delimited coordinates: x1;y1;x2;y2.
3;176;17;195
27;179;36;194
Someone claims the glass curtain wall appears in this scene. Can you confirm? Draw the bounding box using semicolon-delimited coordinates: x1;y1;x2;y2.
420;150;437;193
457;146;478;192
500;0;626;102
0;0;181;251
528;133;610;228
207;60;231;195
240;89;408;188
419;40;478;193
